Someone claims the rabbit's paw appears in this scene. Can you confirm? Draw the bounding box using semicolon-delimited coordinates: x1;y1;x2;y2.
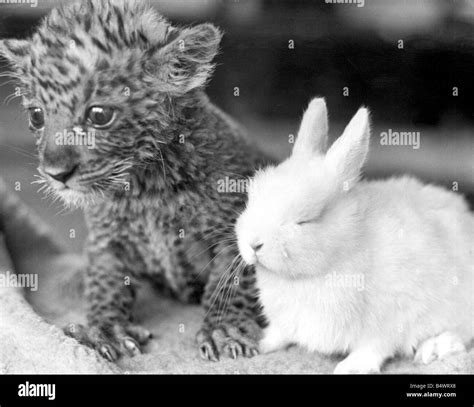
334;350;382;374
197;322;260;361
64;322;152;362
414;331;466;364
259;327;290;354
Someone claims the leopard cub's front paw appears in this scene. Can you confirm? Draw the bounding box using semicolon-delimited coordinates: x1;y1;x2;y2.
64;322;152;362
196;322;261;362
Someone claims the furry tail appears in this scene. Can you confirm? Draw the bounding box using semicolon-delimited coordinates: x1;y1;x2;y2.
0;177;65;274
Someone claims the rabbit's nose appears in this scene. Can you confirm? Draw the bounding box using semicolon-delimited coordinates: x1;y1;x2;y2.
250;242;263;252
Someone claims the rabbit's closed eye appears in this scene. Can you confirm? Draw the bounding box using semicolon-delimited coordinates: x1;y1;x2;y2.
296;217;319;226
296;205;327;226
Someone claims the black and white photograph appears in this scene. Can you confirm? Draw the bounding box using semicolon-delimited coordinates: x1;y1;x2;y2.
0;0;472;402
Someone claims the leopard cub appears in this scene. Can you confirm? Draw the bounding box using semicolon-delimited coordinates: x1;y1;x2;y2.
0;0;270;361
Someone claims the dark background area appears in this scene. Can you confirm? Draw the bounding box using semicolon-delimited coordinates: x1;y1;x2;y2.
3;0;472;123
0;0;473;251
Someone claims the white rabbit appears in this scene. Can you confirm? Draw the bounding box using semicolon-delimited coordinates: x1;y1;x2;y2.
235;98;473;373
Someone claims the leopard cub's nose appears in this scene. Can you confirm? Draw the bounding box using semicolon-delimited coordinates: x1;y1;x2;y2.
44;164;78;184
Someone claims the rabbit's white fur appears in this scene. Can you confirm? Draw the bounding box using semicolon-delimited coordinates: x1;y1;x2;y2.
236;98;473;373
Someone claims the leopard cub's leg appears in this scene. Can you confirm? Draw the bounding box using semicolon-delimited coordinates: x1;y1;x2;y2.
64;240;152;362
197;247;266;361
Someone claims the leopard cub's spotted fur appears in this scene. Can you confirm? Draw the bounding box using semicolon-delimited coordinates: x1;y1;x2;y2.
0;0;270;361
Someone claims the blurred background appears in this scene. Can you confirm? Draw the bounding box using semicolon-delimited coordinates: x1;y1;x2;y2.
0;0;473;253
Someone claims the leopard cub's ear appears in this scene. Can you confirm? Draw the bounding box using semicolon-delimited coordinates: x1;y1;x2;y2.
0;39;31;69
145;23;222;94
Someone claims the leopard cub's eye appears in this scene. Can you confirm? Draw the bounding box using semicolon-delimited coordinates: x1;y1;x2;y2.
86;106;115;128
28;107;45;130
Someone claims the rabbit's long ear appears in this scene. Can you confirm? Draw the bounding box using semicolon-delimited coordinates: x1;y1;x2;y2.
325;107;370;190
292;97;328;159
